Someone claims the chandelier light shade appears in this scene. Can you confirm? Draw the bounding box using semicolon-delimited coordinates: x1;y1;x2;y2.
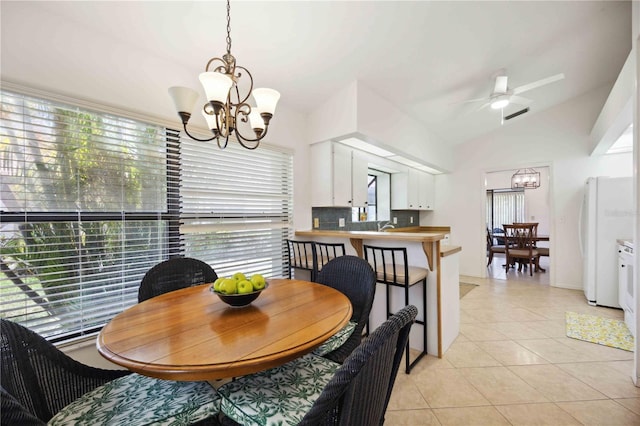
511;168;541;189
168;0;280;150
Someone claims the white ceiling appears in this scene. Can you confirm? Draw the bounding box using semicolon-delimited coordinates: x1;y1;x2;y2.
0;1;632;145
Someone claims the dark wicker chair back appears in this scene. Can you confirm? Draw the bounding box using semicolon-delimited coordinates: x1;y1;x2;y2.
315;255;376;363
299;305;418;426
138;257;218;302
0;319;130;423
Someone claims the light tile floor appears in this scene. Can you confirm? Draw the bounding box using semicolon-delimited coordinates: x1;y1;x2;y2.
385;254;640;425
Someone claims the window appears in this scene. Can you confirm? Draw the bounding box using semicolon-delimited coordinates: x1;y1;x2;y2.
486;189;525;233
0;90;177;341
177;133;293;279
0;89;294;342
352;174;377;222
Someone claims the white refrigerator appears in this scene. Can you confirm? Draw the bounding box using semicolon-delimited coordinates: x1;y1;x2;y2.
580;176;634;307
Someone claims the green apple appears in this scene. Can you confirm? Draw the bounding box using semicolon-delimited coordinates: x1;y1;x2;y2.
250;274;266;290
237;280;254;294
232;272;247;282
220;278;238;294
213;277;225;292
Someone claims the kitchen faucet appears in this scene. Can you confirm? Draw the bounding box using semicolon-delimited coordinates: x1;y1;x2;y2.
377;221;395;231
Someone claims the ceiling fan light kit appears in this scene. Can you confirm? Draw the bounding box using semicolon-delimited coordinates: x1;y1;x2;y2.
168;0;280;150
465;72;565;118
511;168;541;190
490;95;510;110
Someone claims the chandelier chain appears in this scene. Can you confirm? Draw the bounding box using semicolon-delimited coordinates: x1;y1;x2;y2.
226;0;232;55
168;0;279;150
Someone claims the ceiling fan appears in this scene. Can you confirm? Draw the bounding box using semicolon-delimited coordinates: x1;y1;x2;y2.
464;72;565;112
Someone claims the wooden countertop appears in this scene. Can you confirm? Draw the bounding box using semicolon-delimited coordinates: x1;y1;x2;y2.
384;226;451;234
440;245;462;257
295;230;461;258
295;229;446;242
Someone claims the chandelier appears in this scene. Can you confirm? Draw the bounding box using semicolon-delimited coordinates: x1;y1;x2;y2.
511;168;540;189
168;0;280;150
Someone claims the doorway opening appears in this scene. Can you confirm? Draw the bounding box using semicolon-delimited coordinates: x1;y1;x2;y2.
484;166;551;285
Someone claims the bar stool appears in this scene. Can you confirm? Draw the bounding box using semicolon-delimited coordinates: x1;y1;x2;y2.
314;242;346;280
363;244;428;373
286;240;317;281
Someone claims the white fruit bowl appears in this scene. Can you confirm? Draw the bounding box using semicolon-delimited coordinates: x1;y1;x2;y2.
211;282;268;307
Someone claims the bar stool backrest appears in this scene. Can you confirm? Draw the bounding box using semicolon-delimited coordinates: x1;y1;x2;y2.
315;242;346;278
363;245;411;287
286;240;317;280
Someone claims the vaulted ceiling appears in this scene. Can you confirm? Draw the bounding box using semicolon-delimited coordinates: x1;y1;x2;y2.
1;1;632;145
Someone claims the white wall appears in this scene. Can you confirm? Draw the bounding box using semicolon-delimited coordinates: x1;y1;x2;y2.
307;80;455;172
427;85;633;289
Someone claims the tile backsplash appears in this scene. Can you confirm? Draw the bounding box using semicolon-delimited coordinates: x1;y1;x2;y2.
311;207;419;231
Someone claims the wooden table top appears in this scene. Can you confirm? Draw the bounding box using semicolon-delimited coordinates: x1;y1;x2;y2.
97;278;352;381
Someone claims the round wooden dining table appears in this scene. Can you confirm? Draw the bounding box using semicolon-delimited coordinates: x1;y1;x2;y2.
97;278;352;381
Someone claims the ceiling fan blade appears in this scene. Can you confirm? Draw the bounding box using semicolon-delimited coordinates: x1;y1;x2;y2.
476;101;491;111
512;73;565;95
509;95;533;106
449;96;487;106
494;76;508;93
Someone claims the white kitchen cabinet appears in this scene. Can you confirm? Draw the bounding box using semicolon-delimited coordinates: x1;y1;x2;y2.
392;168;435;210
418;171;435;210
311;141;368;207
350;150;369;207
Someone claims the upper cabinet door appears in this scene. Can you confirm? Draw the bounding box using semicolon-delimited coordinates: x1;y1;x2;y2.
351;151;369;207
332;143;353;206
310;141;369;207
310;141;334;207
392;168;435;210
418;171;435;210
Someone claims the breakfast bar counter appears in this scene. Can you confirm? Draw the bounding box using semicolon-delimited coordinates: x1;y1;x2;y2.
294;229;461;357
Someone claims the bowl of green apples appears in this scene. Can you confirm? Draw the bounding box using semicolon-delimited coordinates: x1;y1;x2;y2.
210;272;268;307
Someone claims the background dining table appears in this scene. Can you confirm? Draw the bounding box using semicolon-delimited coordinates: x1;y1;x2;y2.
97;278;352;381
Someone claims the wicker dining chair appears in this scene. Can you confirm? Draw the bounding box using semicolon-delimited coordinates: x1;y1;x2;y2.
138;257;218;302
0;319;220;425
218;305;418;426
312;255;376;363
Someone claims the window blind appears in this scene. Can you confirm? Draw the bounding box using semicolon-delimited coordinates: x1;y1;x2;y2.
487;189;525;230
0;90;179;340
178;133;293;279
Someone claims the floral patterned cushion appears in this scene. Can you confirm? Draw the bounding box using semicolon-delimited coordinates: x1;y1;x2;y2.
48;373;220;426
312;320;356;357
218;353;340;426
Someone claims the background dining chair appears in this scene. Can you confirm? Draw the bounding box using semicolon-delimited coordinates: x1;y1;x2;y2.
286;239;317;281
312;255;376;363
0;319;220;426
217;305;418;426
314;241;346;279
503;223;541;276
138;257;218;302
515;221;549;257
363;244;428;373
486;227;506;266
